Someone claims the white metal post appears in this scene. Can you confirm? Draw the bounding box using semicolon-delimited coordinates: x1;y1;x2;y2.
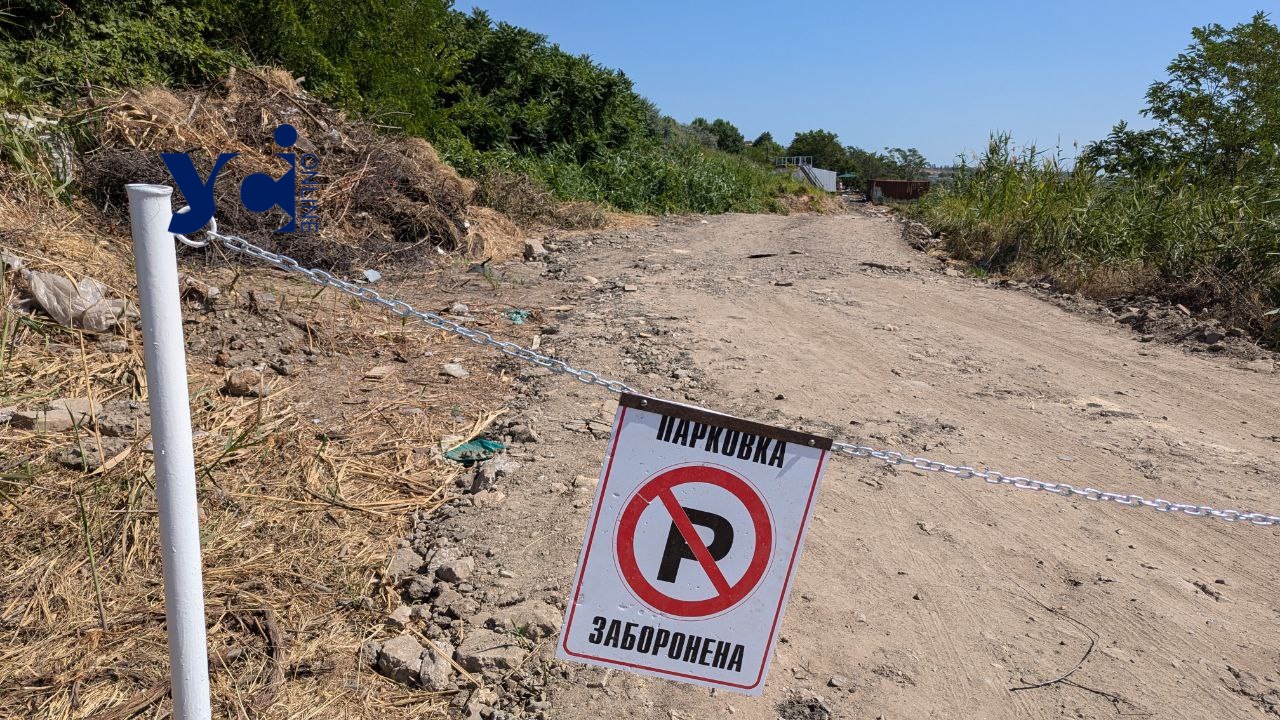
126;183;212;720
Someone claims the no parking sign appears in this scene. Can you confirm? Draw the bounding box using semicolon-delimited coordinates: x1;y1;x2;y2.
557;394;831;695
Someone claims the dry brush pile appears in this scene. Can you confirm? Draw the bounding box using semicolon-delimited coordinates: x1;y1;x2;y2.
79;67;522;269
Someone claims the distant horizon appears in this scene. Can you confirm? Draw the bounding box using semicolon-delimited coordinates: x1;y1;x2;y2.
463;1;1270;166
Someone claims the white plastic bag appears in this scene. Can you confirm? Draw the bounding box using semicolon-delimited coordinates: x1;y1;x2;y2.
25;271;130;332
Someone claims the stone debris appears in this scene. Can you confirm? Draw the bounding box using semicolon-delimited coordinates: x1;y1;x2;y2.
435;555;475;583
11;397;101;432
386;547;424;584
405;574;435;602
454;628;525;673
223;367;268;397
505;422;538;443
248;290;279;312
358;640;381;668
496;600;561;640
387;604;414;628
364;365;395;380
419;639;456;691
470;455;519;493
902;220;939;250
179;274;222;304
52;437;130;471
1200;327;1226;345
523;239;548;261
471;490;506;508
425;546;463;576
376;634;424;685
95;399;149;438
432;585;472;619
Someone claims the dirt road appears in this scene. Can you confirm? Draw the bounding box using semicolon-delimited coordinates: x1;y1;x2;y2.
444;209;1280;719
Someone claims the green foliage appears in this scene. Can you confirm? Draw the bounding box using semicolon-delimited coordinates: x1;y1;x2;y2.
201;0;461;135
0;0;810;216
781;129;928;184
924;14;1280;342
0;0;242;105
785;129;845;169
1085;12;1280;180
844;145;927;183
454;141;804;215
438;11;652;158
690;117;745;154
745;131;784;164
916;134;1280;341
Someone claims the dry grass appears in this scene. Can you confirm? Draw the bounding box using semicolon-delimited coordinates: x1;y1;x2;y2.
776;192;845;215
0;188;521;719
462;207;524;261
77;67;524;270
471;171;606;231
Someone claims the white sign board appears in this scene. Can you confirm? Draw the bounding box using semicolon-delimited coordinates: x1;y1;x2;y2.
557;394;831;695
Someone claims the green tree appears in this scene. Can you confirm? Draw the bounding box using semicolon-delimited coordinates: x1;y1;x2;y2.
745;131;784;164
884;147;928;179
1085;11;1280;179
689;117;744;153
438;11;652;158
785;129;845;169
0;0;242;104
708;118;745;154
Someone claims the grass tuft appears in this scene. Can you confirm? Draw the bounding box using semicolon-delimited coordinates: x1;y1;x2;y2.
913;134;1280;344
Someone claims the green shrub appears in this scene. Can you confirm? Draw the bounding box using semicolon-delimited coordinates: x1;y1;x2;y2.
0;0;242;105
915;134;1280;341
1;0;815;219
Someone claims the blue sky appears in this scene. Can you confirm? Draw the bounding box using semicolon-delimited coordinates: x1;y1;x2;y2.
462;1;1271;165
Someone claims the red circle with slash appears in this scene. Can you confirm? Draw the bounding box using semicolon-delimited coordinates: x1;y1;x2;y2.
615;465;773;618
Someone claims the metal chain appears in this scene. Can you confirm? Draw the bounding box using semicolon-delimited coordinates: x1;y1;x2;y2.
831;442;1280;527
204;228;635;394
196;225;1278;528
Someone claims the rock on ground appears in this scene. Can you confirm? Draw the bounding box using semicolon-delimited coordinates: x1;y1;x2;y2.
52;437;130;471
223;367;269;397
454;628;525;674
441;362;470;378
11;397;101;432
405;574;435;602
386;547;424;584
471;455;519;493
494;600;561;640
435;556;475;583
419;639;456;691
376;634;424;685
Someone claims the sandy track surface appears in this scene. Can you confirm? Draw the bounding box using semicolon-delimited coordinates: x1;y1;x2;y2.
447;209;1280;719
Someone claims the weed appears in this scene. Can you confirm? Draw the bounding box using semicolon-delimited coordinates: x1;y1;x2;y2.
914;134;1280;341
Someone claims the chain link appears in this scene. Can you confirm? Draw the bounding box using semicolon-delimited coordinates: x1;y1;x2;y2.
831;442;1280;527
197;225;1278;528
205;228;636;395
